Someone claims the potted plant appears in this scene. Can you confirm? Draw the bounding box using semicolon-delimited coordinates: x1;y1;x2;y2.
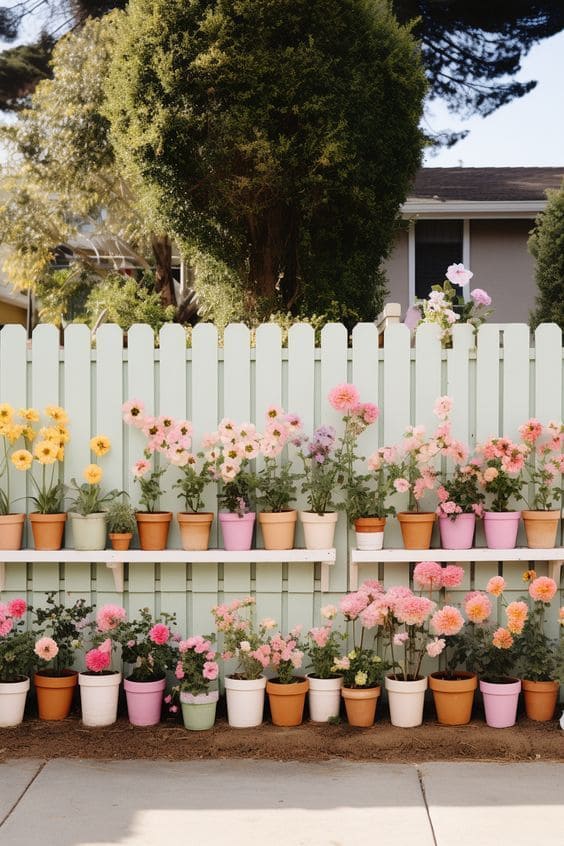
33;592;93;720
326;384;383;547
115;607;177;726
337;580;391;726
25;405;70;550
476;436;526;548
255;408;302;550
436;464;484;550
78;603;126;727
516;573;560;721
106;501;137;550
381;585;437;727
0;404;36;549
305;605;346;722
169;635;219;730
123;399;188;550
519;419;563;548
205;420;261;551
410;561;476;725
353;447;396;550
266;628;309;726
67;434;122;550
211;596;272;727
387;431;438;550
0;597;34;727
297;425;340;549
173;449;215;551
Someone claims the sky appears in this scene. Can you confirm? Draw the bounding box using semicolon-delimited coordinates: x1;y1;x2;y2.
424;31;564;168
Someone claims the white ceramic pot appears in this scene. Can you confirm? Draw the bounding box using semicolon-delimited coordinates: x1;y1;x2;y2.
355;531;384;551
78;671;122;727
70;512;107;551
299;512;338;549
224;675;266;728
306;674;343;722
385;675;428;728
0;677;30;727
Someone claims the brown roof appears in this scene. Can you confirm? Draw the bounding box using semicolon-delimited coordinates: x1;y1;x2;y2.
411;167;564;202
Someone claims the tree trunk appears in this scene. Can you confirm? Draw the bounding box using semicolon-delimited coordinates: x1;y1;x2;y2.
151;233;177;308
247;207;300;310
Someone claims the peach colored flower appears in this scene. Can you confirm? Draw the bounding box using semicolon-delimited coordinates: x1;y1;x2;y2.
518;418;543;444
529;576;557;603
393;478;410;494
506;601;528;634
426;637;446;658
413;561;443;591
441;565;464;588
320;605;338;620
96;604;126;632
492;627;513;649
328;383;360;412
34;637;59;661
465;592;492;624
122;399;145;427
433;396;453;421
522;569;537;583
483;467;498;483
486;576;506;597
430;606;464;636
395;595;435;626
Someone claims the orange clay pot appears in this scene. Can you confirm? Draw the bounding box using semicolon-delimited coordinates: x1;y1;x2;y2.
0;513;25;550
522;679;560;722
397;512;436;549
135;512;172;551
29;513;66;551
429;672;477;726
34;670;78;720
341;686;381;727
177;512;214;551
258;510;297;550
521;511;560;549
109;532;133;551
266;677;309;726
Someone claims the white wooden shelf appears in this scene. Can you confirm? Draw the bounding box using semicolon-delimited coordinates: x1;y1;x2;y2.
350;548;564;590
0;548;337;593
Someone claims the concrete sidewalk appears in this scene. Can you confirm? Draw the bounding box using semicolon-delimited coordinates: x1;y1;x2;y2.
0;759;562;846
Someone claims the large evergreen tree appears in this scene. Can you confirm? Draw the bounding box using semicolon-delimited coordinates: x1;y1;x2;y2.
105;0;427;319
529;185;564;330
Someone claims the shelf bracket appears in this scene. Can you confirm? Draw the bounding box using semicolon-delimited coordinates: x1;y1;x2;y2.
548;560;563;585
320;562;330;593
106;560;124;592
0;563;5;593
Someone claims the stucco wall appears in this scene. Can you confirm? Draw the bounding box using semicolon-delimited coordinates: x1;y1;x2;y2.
0;300;26;326
469;219;536;323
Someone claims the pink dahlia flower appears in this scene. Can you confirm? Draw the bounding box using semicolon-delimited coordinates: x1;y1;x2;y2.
441;565;465;588
394;595;435;627
413;561;443;591
492;627;513;650
465;593;492;624
529;577;557;603
148;623;170;645
96;604;126;632
486;576;506;597
328;383;360;412
85;647;111;672
470;288;491;307
430;606;464;636
426;637;446;658
7;598;27;619
34;636;59;661
506;601;528;634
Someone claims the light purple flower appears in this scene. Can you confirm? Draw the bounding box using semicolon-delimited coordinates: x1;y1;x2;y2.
404;305;422;331
470;288;492;307
446;263;473;287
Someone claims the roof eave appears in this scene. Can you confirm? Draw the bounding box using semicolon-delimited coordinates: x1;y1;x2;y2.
401;200;547;219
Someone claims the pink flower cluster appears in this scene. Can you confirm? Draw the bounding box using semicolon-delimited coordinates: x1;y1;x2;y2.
122;399;194;469
413;561;464;591
96;604;127;632
204;419;262;483
148;623;171;645
0;598;27;637
328;384;379;431
477;436;527;475
270;633;303;670
85;638;112;672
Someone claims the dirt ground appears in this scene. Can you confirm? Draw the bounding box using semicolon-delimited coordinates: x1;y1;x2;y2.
1;696;563;764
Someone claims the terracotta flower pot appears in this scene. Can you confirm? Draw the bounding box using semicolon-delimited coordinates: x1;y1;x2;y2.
341;685;381;727
483;511;520;549
438;513;476;550
429;671;477;726
219;512;255;551
0;677;30;727
109;532;133;551
29;512;66;551
266;677;309;726
522;511;560;549
397;512;435;549
0;513;25;550
522;679;560;722
69;511;107;550
259;510;297;550
354;517;386;551
299;511;338;549
135;511;172;551
479;677;521;728
34;670;78;721
177;512;214;551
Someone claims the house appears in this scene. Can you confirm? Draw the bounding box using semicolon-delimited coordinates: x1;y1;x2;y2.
385;166;564;323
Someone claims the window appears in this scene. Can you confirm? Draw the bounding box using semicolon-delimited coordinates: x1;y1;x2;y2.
414;220;463;299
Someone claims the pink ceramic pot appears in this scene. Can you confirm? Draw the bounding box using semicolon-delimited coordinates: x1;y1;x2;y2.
219;512;255;551
483;511;520;549
480;678;521;728
124;677;166;726
439;513;476;549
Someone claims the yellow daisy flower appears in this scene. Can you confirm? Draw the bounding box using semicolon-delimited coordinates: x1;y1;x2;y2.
522;569;537;583
34;440;59;465
18;407;39;422
56;425;70;444
90;434;111;457
39;426;60;442
4;423;24;444
11;449;33;471
83;464;102;485
0;403;14;423
22;426;37;443
45;405;69;425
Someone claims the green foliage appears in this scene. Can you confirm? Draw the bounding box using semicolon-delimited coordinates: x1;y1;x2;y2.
105;0;426;320
515;600;558;682
33;592;94;674
85;273;176;333
306;627;346;680
254;459;297;513
114;607;177;682
448;623;518;682
217;477;256;516
106;501;137;534
66;479;122;516
482;459;524;512
0;35;55;111
29;467;64;514
437;467;485;519
529;185;564;330
173;458;212;513
339;649;388;689
136;466;167;513
0;626;35;682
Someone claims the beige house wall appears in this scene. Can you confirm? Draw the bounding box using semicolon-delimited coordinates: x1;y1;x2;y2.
469;219;536;323
383;218;537;323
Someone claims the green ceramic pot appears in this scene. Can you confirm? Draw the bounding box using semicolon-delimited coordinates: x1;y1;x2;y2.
180;690;218;731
